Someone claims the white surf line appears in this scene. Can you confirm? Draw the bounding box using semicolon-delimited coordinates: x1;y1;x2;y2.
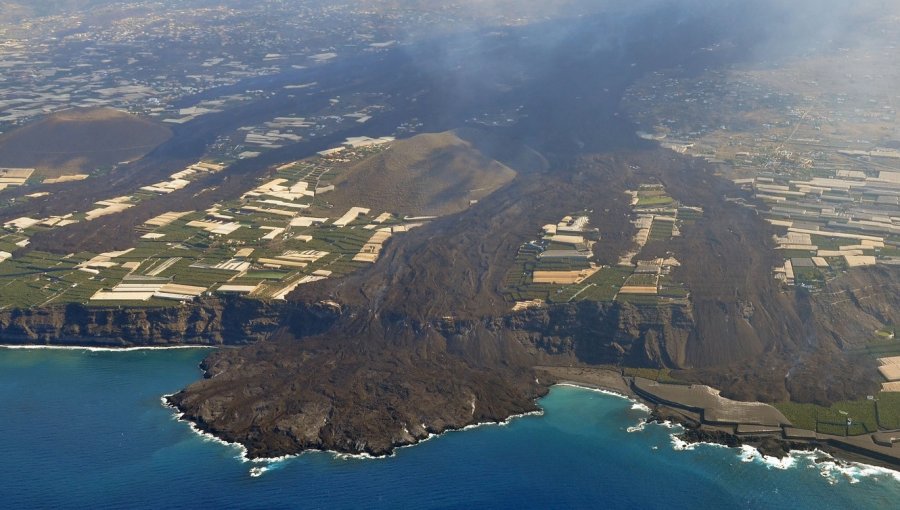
457;410;545;432
167;380;900;483
655;420;900;483
790;449;900;484
556;382;899;481
1;344;217;352
554;382;635;402
161;395;296;467
554;383;657;434
735;445;900;482
161;395;547;476
655;419;900;482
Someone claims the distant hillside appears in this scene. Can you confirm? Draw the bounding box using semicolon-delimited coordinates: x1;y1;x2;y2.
328;131;517;217
0;108;172;177
0;1;139;19
0;2;31;21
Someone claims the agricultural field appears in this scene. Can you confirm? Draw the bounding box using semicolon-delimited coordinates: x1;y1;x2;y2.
0;140;425;310
622;49;900;291
503;189;697;310
775;397;896;436
622;367;690;385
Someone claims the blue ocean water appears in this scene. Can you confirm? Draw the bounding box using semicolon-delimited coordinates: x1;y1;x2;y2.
0;348;897;509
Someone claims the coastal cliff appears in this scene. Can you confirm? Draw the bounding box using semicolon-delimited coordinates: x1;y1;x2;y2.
483;300;694;369
0;296;287;347
0;293;691;364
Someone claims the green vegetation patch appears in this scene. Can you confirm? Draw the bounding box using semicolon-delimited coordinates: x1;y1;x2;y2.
534;258;592;271
636;195;675;207
550;266;631;303
876;393;900;429
848;336;900;358
657;275;690;298
775;399;880;436
648;220;674;241
794;267;825;287
622;367;689;385
875;327;896;339
677;208;703;222
317;228;372;255
624;273;658;287
615;293;661;306
811;235;858;251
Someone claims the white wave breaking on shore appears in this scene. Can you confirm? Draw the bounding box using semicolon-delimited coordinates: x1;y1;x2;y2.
661;426;900;484
560;380;900;485
798;451;900;485
328;409;547;462
2;344;216;353
738;444;797;470
162;382;603;475
162;382;899;484
554;382;632;401
553;383;658;435
627;422;647;433
161;395;546;476
460;410;545;431
741;447;900;485
327;408;546;461
631;401;651;413
160;395;299;469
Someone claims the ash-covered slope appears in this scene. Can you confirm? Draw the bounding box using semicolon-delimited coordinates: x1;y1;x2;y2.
0;108;172;177
327;131;517;217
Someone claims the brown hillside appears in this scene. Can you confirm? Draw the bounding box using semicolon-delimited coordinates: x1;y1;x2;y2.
327;131;517;217
0;108;172;177
0;2;31;22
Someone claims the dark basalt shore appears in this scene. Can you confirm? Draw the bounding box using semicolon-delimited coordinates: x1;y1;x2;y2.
538;368;900;471
652;407;900;471
165;337;549;459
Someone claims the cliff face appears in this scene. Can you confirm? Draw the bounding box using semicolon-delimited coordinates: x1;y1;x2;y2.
0;289;693;368
0;297;289;347
493;300;694;368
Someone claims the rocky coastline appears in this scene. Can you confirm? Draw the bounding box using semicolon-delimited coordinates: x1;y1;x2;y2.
2;295;899;471
538;367;900;471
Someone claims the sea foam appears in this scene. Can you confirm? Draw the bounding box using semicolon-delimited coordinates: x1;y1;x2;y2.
160;395;299;475
161;395;545;475
555;383;632;401
2;344;215;353
738;444;797;470
789;450;900;485
659;425;900;484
